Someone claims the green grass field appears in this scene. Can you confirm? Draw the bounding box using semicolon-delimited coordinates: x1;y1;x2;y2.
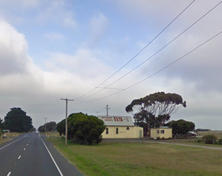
48;137;222;176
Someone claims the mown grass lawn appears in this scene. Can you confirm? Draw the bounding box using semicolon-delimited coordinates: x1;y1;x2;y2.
48;137;222;176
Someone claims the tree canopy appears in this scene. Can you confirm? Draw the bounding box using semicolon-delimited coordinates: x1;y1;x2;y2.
0;118;3;135
57;112;106;145
57;119;65;136
4;108;33;132
168;119;195;137
0;118;3;130
38;121;57;132
125;92;186;135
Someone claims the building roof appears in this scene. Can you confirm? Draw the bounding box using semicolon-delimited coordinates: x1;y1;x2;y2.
151;126;172;129
97;116;134;126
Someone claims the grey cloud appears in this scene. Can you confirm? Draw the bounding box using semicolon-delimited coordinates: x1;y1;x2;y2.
0;42;28;76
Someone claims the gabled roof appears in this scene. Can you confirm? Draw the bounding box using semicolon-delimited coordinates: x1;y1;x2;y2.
98;116;134;126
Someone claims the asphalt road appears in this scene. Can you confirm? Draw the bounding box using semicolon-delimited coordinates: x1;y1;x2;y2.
0;133;83;176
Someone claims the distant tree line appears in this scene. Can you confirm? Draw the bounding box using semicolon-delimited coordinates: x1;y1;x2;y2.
1;108;33;132
38;121;57;132
57;112;106;145
196;128;211;131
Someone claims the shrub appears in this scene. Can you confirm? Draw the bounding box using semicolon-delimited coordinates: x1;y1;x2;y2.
68;113;106;145
96;135;103;144
202;134;217;144
162;137;165;140
214;140;219;145
157;137;161;140
218;139;222;145
197;139;202;143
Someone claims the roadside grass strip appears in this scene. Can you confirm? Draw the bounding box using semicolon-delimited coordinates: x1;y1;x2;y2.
48;138;222;176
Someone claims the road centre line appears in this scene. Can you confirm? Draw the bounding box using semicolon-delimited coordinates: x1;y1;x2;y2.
0;138;20;151
41;138;64;176
18;155;21;160
24;148;26;150
7;172;11;176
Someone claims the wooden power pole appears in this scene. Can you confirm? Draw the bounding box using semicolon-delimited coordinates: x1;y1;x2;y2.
105;105;110;116
61;98;73;145
44;118;48;133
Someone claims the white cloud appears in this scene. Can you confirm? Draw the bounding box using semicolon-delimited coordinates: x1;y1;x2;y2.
36;0;76;28
0;0;39;8
44;32;66;42
88;13;109;46
63;14;76;28
19;0;39;8
0;19;29;75
44;48;113;80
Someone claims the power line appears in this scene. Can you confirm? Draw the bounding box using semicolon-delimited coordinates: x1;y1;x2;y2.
73;0;196;100
81;29;222;102
96;87;125;90
76;1;222;100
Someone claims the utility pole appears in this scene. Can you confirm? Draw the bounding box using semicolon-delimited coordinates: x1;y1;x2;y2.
105;105;110;116
61;98;73;145
44;118;48;133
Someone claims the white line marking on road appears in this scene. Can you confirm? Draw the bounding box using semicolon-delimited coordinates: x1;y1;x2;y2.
0;138;20;151
27;144;28;146
41;138;64;176
24;148;26;151
7;172;11;176
18;155;21;159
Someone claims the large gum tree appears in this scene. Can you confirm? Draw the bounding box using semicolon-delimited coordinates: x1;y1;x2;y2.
125;92;186;136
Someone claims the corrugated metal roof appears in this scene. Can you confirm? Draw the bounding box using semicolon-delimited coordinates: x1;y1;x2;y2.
98;116;134;126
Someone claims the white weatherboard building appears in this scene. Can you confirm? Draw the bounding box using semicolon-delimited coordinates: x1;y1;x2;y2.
98;116;143;139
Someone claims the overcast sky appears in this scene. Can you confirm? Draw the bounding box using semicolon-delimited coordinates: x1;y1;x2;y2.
0;0;222;130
